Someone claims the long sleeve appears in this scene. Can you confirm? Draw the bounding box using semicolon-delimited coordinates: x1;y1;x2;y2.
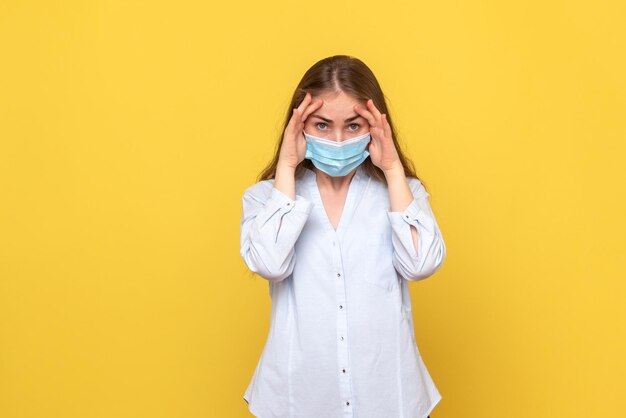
386;178;446;281
240;183;313;282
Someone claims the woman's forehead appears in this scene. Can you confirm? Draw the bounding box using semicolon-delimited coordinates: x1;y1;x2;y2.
313;90;361;103
312;91;365;117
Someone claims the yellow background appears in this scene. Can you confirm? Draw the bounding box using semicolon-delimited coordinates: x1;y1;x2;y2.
1;1;624;417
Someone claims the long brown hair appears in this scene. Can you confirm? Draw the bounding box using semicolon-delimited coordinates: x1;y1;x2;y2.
257;55;423;188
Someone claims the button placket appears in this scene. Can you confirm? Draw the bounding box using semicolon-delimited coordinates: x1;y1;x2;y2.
331;233;353;414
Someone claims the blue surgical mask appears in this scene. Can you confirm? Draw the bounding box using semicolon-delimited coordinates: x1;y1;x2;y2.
303;131;371;177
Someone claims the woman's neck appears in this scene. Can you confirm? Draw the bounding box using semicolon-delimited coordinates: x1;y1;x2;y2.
312;167;358;191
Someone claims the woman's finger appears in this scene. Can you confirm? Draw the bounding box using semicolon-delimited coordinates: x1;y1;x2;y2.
366;99;383;121
296;92;312;119
293;110;306;135
289;108;303;131
354;103;377;127
382;114;392;139
371;126;384;141
300;98;323;122
288;110;305;138
286;108;298;132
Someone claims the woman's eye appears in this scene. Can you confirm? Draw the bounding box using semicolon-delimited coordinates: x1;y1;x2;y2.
316;122;327;130
348;123;360;131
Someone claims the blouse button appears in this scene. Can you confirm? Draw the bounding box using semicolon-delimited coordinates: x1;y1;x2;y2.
346;401;350;406
342;368;346;373
337;273;341;278
405;214;409;219
339;305;343;309
340;336;344;341
287;202;291;206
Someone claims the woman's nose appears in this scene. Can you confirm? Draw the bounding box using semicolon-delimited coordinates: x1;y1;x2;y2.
332;131;345;142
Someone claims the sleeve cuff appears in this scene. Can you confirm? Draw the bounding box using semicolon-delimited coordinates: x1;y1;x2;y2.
270;187;313;215
386;198;423;228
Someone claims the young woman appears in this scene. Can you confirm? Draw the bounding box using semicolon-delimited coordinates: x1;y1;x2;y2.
240;55;445;418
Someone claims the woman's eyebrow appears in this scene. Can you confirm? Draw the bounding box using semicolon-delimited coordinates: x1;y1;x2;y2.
311;114;363;123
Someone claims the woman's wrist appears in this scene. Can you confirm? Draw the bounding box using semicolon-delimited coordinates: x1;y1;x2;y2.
275;162;297;200
382;162;405;179
384;162;413;212
276;161;297;174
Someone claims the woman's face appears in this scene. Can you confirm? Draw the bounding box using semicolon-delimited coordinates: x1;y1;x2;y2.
303;90;370;142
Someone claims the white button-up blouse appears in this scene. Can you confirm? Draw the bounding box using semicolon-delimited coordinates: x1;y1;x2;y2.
239;164;446;418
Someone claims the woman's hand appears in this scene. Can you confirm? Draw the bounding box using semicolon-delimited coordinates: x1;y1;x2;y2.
277;92;323;171
354;99;402;173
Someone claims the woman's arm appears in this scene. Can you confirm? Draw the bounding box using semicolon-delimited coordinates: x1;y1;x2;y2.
240;94;321;282
384;164;446;281
385;165;419;251
240;181;313;283
353;100;446;282
274;163;296;199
